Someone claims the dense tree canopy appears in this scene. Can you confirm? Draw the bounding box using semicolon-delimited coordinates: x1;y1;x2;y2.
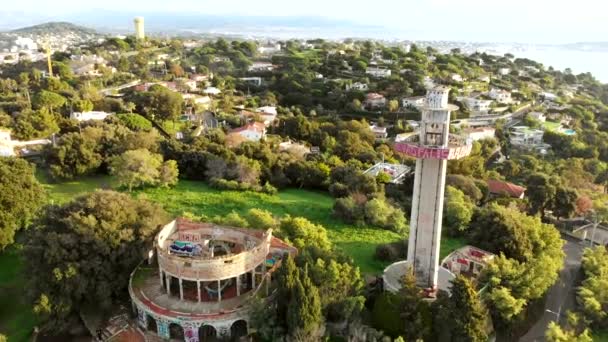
25;191;168;330
0;158;45;249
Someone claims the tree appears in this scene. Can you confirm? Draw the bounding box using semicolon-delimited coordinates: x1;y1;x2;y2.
158;160;179;188
551;186;578;219
279;216;331;251
546;312;592;342
25;191;168;331
0;158;45;249
526;173;557;217
109;149;163;191
388;99;399;112
447;276;488;342
74;99;94;112
578;246;608;327
33;90;66;113
134;85;183;121
444;186;475;236
13;108;59;140
469;203;535;262
45;129;102;179
287;267;324;340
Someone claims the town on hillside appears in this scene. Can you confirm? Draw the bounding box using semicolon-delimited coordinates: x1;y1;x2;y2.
1;14;608;342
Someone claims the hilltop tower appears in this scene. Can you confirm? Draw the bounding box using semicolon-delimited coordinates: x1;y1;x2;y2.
383;86;473;294
134;17;145;40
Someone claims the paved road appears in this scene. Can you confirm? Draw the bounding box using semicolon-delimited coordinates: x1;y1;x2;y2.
519;236;584;342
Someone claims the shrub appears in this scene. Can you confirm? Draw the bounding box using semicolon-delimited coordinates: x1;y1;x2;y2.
116;113;152;131
247;209;277;229
375;240;408;262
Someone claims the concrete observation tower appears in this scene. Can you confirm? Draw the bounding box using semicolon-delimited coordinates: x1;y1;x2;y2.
383;86;473;295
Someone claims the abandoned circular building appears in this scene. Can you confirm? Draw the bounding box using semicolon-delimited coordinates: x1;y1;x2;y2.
129;218;297;341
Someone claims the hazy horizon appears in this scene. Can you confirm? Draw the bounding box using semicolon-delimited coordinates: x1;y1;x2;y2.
2;0;607;44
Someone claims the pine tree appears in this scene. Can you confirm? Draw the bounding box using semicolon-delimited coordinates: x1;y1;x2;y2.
398;268;432;341
276;255;299;329
287;266;324;340
449;276;488;342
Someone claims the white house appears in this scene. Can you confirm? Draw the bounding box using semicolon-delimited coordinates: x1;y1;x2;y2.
70;111;112;122
369;124;388;139
257;44;281;55
402;96;426;109
366;67;392;78
227;122;266;146
461;127;496;141
488;88;513;104
509;126;545;147
498;68;511;75
478;75;491;83
451;74;464;82
364;93;387;109
0;129;13;156
240;77;262;86
203;87;222;96
176;78;197;91
540;92;558;102
423;76;436;90
347;82;369;91
462;97;493;113
257;106;277;116
248;62;275;72
528;112;546;123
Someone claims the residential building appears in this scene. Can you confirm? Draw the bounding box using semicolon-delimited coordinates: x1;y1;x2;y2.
402;96;425;109
423;76;436;90
440;246;495;279
478;75;491;83
248;62;275;72
176;78;198;91
363;162;411;184
279;140;310;158
487;179;526;199
364;93;387;109
528;112;546;123
365;67;391;78
488;88;513;104
369;124;388;140
190;74;210;82
226;122;266;147
461;97;493;113
257;44;281;55
498;67;511;75
203;87;222;96
461;127;496;141
346;82;369;91
70;111;112;122
540;92;558;102
509;126;544;147
239;77;262;87
451;74;464;82
257;106;277;116
0;128;51;157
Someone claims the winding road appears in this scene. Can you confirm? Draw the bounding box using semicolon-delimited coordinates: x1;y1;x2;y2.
519;236;584;342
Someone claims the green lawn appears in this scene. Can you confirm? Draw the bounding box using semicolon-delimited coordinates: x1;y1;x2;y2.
38;174;466;273
594;330;608;341
0;245;38;341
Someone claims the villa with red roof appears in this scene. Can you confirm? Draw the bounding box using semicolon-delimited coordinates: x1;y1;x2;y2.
487;179;526;199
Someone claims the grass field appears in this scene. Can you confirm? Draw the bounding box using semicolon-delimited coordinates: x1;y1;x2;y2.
40;176;466;273
0;245;38;342
0;174;467;339
594;330;608;342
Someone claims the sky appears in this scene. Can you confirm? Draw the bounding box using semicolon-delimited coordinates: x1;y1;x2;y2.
3;0;608;43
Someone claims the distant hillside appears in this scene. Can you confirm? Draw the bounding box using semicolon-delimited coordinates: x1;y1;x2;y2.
10;21;100;36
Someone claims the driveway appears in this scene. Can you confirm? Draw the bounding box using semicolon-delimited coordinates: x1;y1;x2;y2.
519;236;584;341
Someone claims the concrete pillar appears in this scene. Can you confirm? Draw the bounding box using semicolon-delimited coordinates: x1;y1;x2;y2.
179;278;184;300
217;280;222;302
251;269;256;289
137;308;147;329
166;274;171;296
236;275;241;296
158;267;164;289
197;281;201;302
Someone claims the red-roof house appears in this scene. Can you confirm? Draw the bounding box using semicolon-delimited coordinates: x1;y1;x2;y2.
487;179;526;199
